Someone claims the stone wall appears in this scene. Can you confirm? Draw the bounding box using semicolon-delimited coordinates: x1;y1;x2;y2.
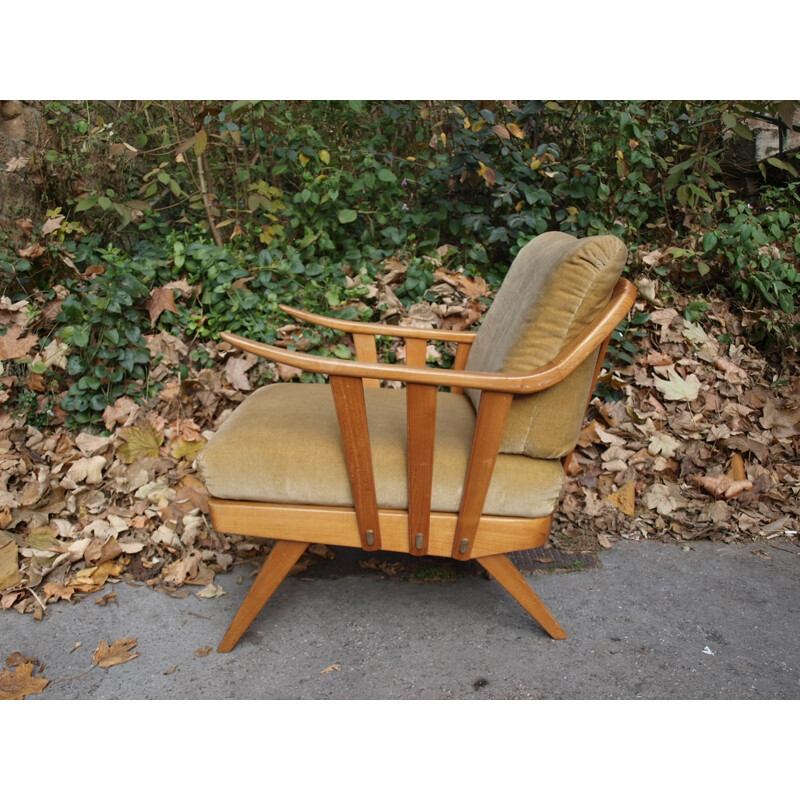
0;100;47;231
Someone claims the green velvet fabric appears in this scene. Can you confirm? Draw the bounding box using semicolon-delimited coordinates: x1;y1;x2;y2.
197;383;565;519
464;232;627;458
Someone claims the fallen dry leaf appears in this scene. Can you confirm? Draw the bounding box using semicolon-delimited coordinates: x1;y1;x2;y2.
225;355;256;390
320;663;341;674
692;474;753;499
644;482;690;515
93;638;139;668
0;325;38;361
605;481;636;516
65;455;107;485
41;215;65;236
275;363;303;382
118;423;164;463
195;646;213;658
43;581;75;601
196;583;226;599
102;396;140;431
94;593;117;606
0;531;22;591
4;652;39;668
0;661;50;700
728;453;747;482
171;437;205;461
653;368;701;402
145;286;178;326
648;432;681;458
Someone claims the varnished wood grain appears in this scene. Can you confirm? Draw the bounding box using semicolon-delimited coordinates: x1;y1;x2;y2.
352;333;380;388
208;499;553;558
477;553;567;639
222;279;637;395
404;337;428;368
406;383;438;554
217;539;309;652
330;375;382;550
451;391;513;559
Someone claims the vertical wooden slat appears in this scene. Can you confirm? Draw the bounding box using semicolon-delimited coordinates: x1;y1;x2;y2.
404;337;427;368
477;553;567;639
450;342;472;395
353;333;380;388
406;383;438;555
329;375;382;550
451;391;513;560
217;539;310;652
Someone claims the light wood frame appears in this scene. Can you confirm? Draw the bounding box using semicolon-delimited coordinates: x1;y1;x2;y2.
211;278;637;652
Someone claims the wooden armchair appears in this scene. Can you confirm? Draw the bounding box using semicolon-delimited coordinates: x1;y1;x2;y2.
197;232;637;652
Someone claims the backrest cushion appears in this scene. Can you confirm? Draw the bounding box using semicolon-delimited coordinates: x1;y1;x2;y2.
464;232;627;459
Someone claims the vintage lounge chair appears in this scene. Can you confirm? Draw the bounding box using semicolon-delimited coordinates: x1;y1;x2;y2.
197;232;637;652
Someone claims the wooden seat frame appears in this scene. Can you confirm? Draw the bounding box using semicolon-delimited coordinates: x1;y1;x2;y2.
209;278;637;652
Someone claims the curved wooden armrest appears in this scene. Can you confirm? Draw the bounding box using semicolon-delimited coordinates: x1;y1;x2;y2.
279;304;478;343
224;278;637;394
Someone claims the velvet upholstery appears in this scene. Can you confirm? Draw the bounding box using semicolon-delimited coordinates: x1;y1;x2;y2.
197;383;565;519
464;232;627;458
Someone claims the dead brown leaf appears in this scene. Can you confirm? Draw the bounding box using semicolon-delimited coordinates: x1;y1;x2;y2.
145;286;178;326
18;243;46;259
0;661;50;700
43;581;75;601
0;531;22;591
275;363;303;382
0;325;38;361
171;438;205;461
728;453;747;483
605;481;636;516
93;638;139;668
118;423;164;463
692;474;753;499
760;399;800;440
195;646;213;658
225;355;256;390
41;215;65;236
102;396;140;431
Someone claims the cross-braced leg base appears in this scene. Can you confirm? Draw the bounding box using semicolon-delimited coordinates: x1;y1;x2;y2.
477;553;568;639
218;539;310;653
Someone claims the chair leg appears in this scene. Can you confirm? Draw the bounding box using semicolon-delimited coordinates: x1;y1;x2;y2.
476;553;568;639
218;540;310;653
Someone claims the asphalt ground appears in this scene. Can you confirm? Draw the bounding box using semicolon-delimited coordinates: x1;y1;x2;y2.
3;538;798;701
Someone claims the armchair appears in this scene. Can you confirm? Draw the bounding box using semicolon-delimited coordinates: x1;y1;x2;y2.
197;232;636;652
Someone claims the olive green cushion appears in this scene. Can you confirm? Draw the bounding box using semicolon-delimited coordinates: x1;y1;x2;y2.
197;383;564;519
465;232;627;458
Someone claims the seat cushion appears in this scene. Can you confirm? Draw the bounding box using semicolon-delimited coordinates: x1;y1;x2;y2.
465;232;627;459
197;383;564;519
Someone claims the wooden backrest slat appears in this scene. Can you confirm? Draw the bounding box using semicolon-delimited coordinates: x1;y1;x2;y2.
451;391;513;560
450;342;472;395
404;337;427;368
406;383;438;555
329;375;382;550
352;333;380;388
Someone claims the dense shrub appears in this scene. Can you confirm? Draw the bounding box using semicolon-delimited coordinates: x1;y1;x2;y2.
2;100;798;425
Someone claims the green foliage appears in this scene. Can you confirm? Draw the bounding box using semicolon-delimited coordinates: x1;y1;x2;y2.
3;100;799;431
53;241;166;425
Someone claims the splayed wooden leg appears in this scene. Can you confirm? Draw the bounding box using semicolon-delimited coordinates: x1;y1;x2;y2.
477;553;568;639
218;540;310;653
